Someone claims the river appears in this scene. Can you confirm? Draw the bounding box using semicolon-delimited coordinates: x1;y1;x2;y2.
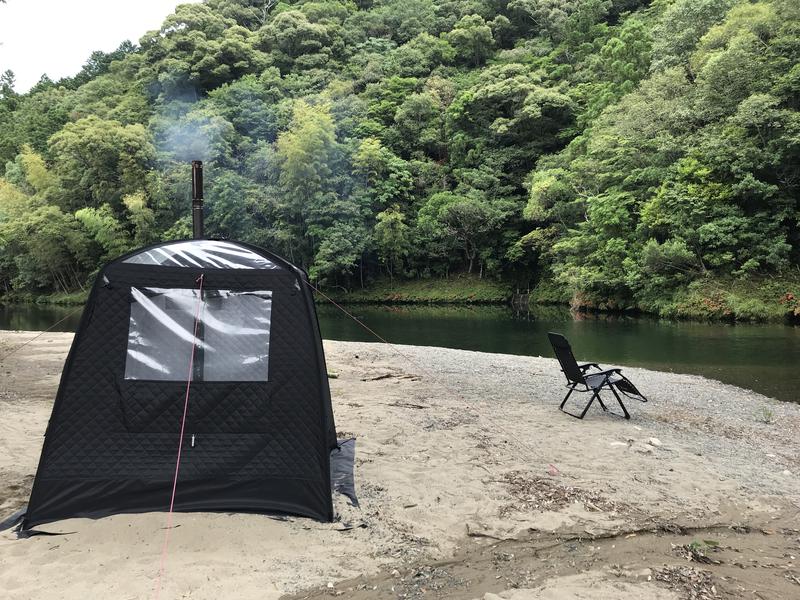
1;302;797;404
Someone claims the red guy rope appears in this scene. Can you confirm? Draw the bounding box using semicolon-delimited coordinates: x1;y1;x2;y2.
154;274;205;600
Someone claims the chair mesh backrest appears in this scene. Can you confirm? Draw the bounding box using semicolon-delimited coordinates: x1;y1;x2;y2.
547;332;585;384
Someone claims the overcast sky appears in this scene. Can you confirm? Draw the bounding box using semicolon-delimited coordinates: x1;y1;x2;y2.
0;0;203;92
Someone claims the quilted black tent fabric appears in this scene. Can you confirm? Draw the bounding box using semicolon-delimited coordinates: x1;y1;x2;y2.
22;240;337;529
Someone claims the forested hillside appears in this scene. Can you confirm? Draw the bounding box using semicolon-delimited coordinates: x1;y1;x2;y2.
0;0;798;319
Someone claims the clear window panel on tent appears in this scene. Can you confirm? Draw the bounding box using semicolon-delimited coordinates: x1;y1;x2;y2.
124;287;272;381
123;240;280;270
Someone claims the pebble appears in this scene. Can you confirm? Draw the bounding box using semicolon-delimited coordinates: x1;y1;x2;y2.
648;438;662;447
783;470;792;476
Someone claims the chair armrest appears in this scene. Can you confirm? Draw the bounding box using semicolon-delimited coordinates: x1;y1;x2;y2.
594;368;622;377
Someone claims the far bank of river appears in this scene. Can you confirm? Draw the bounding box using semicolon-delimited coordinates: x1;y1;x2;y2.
1;301;798;404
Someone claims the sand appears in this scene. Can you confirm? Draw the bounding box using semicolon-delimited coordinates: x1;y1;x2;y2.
0;331;798;600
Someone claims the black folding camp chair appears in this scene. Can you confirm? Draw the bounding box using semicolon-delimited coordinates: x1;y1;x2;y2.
547;332;647;420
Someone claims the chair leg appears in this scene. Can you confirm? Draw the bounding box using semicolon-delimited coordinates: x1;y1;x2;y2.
559;384;577;410
609;385;631;420
560;382;632;420
578;390;601;419
593;375;610;412
560;388;598;420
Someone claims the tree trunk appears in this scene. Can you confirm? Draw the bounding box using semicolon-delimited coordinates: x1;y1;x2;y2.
51;269;66;293
696;250;708;274
68;263;85;291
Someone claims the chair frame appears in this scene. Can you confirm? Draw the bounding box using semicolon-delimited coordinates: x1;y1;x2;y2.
548;332;647;420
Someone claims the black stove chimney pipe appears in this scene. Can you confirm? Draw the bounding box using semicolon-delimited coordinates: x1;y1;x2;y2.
191;160;204;239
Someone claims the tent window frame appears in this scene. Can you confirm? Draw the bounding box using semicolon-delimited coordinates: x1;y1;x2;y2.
124;286;273;383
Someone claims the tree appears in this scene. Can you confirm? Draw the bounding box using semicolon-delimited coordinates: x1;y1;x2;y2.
518;0;800;310
0;70;16;106
0;205;91;292
640;157;791;276
384;33;456;77
352;137;413;208
650;0;736;75
346;0;438;45
445;14;494;66
49;116;155;212
1;0;799;307
489;15;516;48
550;190;638;306
362;75;419;136
374;206;412;280
75;204;132;261
143;3;268;96
417;192;509;275
274;100;340;266
257;10;330;71
17;145;59;201
575;16;651;126
448;63;575;186
309;222;369;284
205;0;281;30
207;71;284;141
123;191;156;246
0;178;32;221
508;0;583;42
65;41;137;90
0;85;72;168
205;171;258;241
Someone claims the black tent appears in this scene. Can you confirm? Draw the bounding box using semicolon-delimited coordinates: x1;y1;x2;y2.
21;239;338;530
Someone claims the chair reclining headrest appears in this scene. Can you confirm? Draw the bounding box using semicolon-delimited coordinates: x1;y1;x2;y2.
547;332;570;349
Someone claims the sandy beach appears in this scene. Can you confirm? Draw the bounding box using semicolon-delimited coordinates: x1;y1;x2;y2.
0;331;798;599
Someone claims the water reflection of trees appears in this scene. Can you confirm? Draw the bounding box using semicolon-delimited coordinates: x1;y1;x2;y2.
513;305;649;323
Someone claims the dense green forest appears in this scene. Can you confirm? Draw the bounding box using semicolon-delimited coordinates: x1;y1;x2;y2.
0;0;799;320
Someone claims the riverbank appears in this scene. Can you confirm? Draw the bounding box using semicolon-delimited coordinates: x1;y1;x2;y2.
4;272;800;325
532;275;800;324
1;332;798;599
325;274;512;304
324;272;800;324
0;275;511;308
1;291;89;306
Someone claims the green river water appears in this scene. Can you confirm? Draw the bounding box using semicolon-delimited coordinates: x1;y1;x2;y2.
1;302;797;403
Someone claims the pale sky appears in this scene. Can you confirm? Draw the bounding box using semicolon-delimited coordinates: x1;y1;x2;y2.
0;0;203;92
